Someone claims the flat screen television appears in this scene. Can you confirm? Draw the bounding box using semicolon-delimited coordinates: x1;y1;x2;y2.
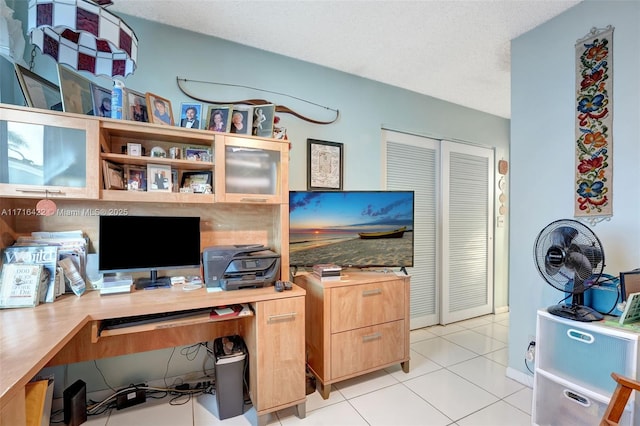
289;191;414;269
98;215;201;289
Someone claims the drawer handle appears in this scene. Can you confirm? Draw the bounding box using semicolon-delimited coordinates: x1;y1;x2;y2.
363;332;382;342
567;329;595;344
240;197;268;203
362;289;382;297
267;312;297;322
562;389;591;407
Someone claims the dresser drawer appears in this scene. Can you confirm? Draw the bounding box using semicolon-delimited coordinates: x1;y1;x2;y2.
533;371;633;426
537;314;636;395
330;280;405;333
331;320;404;379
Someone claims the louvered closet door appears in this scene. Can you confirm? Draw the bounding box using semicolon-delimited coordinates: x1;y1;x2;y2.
384;130;439;329
440;141;494;324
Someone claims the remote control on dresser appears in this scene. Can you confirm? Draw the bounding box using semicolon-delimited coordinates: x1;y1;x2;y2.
275;280;284;292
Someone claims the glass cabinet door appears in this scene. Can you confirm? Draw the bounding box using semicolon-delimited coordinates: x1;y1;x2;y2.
215;135;287;204
0;106;99;199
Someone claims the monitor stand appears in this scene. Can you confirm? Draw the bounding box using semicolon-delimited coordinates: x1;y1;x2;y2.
135;270;171;290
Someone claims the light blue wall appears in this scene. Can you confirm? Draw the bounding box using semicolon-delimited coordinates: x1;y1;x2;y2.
509;0;640;382
5;7;512;394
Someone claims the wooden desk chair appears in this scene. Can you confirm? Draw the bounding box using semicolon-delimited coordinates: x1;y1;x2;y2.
600;372;640;426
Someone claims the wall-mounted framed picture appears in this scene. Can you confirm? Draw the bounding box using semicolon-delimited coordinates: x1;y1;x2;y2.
13;64;62;111
146;92;174;126
57;65;94;115
307;139;343;191
124;89;149;122
229;106;252;135
147;163;172;192
91;83;112;117
179;102;202;129
181;171;212;193
206;105;231;132
252;104;275;138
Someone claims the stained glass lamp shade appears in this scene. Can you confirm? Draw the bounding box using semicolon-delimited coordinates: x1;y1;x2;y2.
27;0;138;77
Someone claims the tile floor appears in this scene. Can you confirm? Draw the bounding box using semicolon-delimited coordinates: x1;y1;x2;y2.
82;312;533;425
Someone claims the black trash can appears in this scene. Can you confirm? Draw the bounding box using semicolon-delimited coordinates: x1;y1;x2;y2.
213;335;247;420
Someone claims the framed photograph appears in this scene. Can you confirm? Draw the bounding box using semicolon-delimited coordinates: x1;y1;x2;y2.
57;65;94;115
102;160;125;190
146;92;174;126
91;83;112;117
252;104;275;138
307;139;343;190
206;105;230;132
124;165;147;191
179;103;202;129
147;163;172;192
184;147;212;162
229;106;252;135
124;89;149;122
127;142;142;157
181;171;212;193
171;169;179;192
14;64;62;110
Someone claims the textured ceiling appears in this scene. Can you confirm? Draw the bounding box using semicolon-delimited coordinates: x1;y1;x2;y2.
110;0;582;118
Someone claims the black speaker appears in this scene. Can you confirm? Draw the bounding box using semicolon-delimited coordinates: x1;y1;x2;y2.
63;379;87;426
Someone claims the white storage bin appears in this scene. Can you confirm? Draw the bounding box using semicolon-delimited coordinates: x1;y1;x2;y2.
533;371;633;426
537;312;635;395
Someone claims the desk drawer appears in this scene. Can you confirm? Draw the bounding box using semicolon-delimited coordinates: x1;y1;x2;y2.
331;320;404;379
537;314;635;395
330;280;404;333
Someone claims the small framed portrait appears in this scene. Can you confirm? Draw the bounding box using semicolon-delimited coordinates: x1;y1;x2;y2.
181;171;213;193
307;139;344;191
229;106;252;135
127;142;142;157
252;104;275;138
14;64;62;110
124;165;147;191
102;160;125;190
58;65;94;115
147;163;172;192
184;147;212;162
179;103;202;129
125;89;149;122
145;92;174;126
91;83;112;117
206;105;231;132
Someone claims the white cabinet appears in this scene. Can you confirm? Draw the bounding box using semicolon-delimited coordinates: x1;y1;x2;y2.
533;310;640;425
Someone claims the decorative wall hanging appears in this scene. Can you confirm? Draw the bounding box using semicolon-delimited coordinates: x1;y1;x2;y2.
176;77;339;125
27;0;138;77
574;25;614;224
307;139;343;190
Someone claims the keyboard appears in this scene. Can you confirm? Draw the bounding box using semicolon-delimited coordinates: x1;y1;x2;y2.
100;307;212;332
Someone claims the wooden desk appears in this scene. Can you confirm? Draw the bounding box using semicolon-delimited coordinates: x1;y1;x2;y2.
0;285;306;425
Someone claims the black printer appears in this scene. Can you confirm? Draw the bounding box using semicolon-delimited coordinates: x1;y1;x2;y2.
202;244;280;290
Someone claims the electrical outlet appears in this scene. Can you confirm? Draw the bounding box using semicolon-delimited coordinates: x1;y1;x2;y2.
526;340;536;362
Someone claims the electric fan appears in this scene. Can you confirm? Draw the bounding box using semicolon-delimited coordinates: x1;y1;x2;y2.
533;219;605;322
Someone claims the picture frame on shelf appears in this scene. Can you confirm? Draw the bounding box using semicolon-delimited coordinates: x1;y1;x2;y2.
252;104;275;138
184;147;211;162
124;165;147;191
147;163;172;192
102;160;125;190
229;106;252;135
124;89;149;122
13;64;62;111
181;171;212;193
91;83;112;117
205;105;230;132
179;102;203;129
307;139;343;191
57;65;94;115
146;92;174;126
127;142;142;157
171;169;179;192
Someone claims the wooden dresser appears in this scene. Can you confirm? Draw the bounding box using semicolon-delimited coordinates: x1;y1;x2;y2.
293;271;410;398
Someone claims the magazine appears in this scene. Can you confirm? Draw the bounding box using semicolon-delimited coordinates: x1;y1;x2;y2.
3;246;58;303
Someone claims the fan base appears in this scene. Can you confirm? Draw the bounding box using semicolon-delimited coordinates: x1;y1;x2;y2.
548;304;604;322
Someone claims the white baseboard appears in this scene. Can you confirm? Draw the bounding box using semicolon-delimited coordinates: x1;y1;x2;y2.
506;366;534;388
494;306;509;314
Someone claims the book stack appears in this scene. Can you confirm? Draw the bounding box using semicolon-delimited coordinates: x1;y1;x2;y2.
100;275;133;295
312;263;342;281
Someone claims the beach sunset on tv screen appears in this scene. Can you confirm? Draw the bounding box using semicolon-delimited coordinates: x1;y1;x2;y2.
289;191;414;268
